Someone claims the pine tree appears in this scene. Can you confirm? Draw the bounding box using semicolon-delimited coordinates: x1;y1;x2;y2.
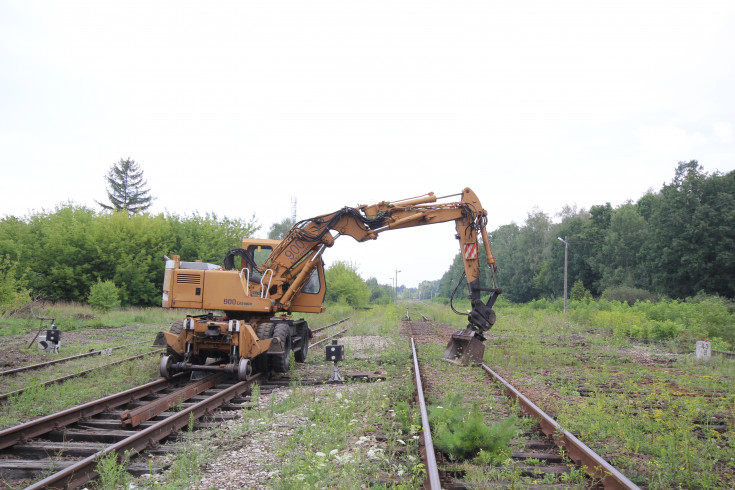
97;158;154;214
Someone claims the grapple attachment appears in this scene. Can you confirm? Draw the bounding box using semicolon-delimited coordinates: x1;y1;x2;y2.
442;328;485;365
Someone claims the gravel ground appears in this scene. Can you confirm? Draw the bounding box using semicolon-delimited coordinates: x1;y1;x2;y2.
144;334;397;489
194;385;329;490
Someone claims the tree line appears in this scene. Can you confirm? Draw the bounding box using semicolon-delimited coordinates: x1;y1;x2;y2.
437;161;735;303
2;160;732;312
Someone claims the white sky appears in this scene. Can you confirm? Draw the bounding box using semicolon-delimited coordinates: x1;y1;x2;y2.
1;0;734;288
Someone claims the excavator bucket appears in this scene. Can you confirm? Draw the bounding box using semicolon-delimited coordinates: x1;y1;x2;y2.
442;328;485;366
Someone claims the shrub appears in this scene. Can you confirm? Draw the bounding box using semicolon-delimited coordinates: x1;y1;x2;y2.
0;260;31;315
88;280;121;311
429;394;516;461
324;261;370;307
601;286;658;305
569;280;592;302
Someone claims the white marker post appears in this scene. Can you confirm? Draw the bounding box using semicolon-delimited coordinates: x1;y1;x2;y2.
696;340;711;361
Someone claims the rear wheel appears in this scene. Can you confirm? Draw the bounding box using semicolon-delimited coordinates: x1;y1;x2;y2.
170;320;184;335
270;323;292;373
294;335;308;363
164;321;186;362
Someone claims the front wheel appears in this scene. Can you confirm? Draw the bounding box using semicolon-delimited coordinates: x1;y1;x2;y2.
160;355;174;379
270;323;292;373
238;358;253;380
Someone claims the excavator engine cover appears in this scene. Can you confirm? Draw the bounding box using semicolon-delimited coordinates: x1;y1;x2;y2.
442;328;485;366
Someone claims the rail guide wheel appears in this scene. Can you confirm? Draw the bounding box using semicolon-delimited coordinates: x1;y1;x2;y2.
160;354;174;379
238;358;253;380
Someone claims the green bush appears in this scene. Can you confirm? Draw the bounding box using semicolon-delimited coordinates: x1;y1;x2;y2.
0;260;31;315
88;280;121;311
429;394;516;461
324;261;370;307
601;286;658;305
569;280;592;302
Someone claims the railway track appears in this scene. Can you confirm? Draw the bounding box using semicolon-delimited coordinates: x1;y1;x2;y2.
0;317;357;488
0;340;154;377
405;318;640;489
0;371;270;488
0;350;164;404
309;317;353;348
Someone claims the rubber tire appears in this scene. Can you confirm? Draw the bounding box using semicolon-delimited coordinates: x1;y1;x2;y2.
270;323;291;373
294;334;308;363
254;322;275;373
164;320;185;362
256;322;275;340
170;320;184;334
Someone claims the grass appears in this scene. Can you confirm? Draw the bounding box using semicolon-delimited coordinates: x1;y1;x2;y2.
477;301;735;489
0;355;159;428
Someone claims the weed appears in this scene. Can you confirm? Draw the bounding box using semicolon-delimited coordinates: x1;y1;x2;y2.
95;450;131;490
250;383;260;407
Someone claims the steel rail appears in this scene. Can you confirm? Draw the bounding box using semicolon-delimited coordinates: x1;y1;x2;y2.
0;350;164;404
0;374;182;451
0;340;153;377
481;363;640;490
26;373;261;489
310;327;350;348
410;339;441;490
309;317;350;335
120;373;227;427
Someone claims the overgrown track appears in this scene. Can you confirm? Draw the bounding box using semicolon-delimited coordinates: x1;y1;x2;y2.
481;363;639;489
404;317;640;489
0;350;164;404
0;340;154;377
0;372;269;488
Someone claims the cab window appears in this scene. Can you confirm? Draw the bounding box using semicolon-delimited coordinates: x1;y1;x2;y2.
301;269;321;294
248;245;273;267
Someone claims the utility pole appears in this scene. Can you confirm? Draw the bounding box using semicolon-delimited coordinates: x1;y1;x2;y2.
395;269;401;301
557;236;568;313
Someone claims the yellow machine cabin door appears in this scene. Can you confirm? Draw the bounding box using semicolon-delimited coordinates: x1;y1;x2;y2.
289;260;327;313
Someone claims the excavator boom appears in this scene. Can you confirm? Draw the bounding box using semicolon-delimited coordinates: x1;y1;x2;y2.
159;187;500;377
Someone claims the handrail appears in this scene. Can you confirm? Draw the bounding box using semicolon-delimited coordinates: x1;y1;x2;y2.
260;269;274;298
238;268;250;296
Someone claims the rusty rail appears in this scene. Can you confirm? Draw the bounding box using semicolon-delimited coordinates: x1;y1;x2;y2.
25;374;261;489
309;317;350;335
310;327;352;348
481;363;640;490
0;374;182;451
121;373;228;427
410;339;441;490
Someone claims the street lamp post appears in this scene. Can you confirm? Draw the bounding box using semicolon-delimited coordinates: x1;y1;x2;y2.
557;236;568;313
395;269;401;301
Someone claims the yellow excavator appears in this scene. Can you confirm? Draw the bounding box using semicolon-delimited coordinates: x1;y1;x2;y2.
156;187;500;379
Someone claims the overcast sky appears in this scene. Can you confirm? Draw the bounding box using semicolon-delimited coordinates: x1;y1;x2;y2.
1;0;734;288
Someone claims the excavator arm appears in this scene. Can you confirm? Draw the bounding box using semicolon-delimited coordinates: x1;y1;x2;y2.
260;188;500;352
